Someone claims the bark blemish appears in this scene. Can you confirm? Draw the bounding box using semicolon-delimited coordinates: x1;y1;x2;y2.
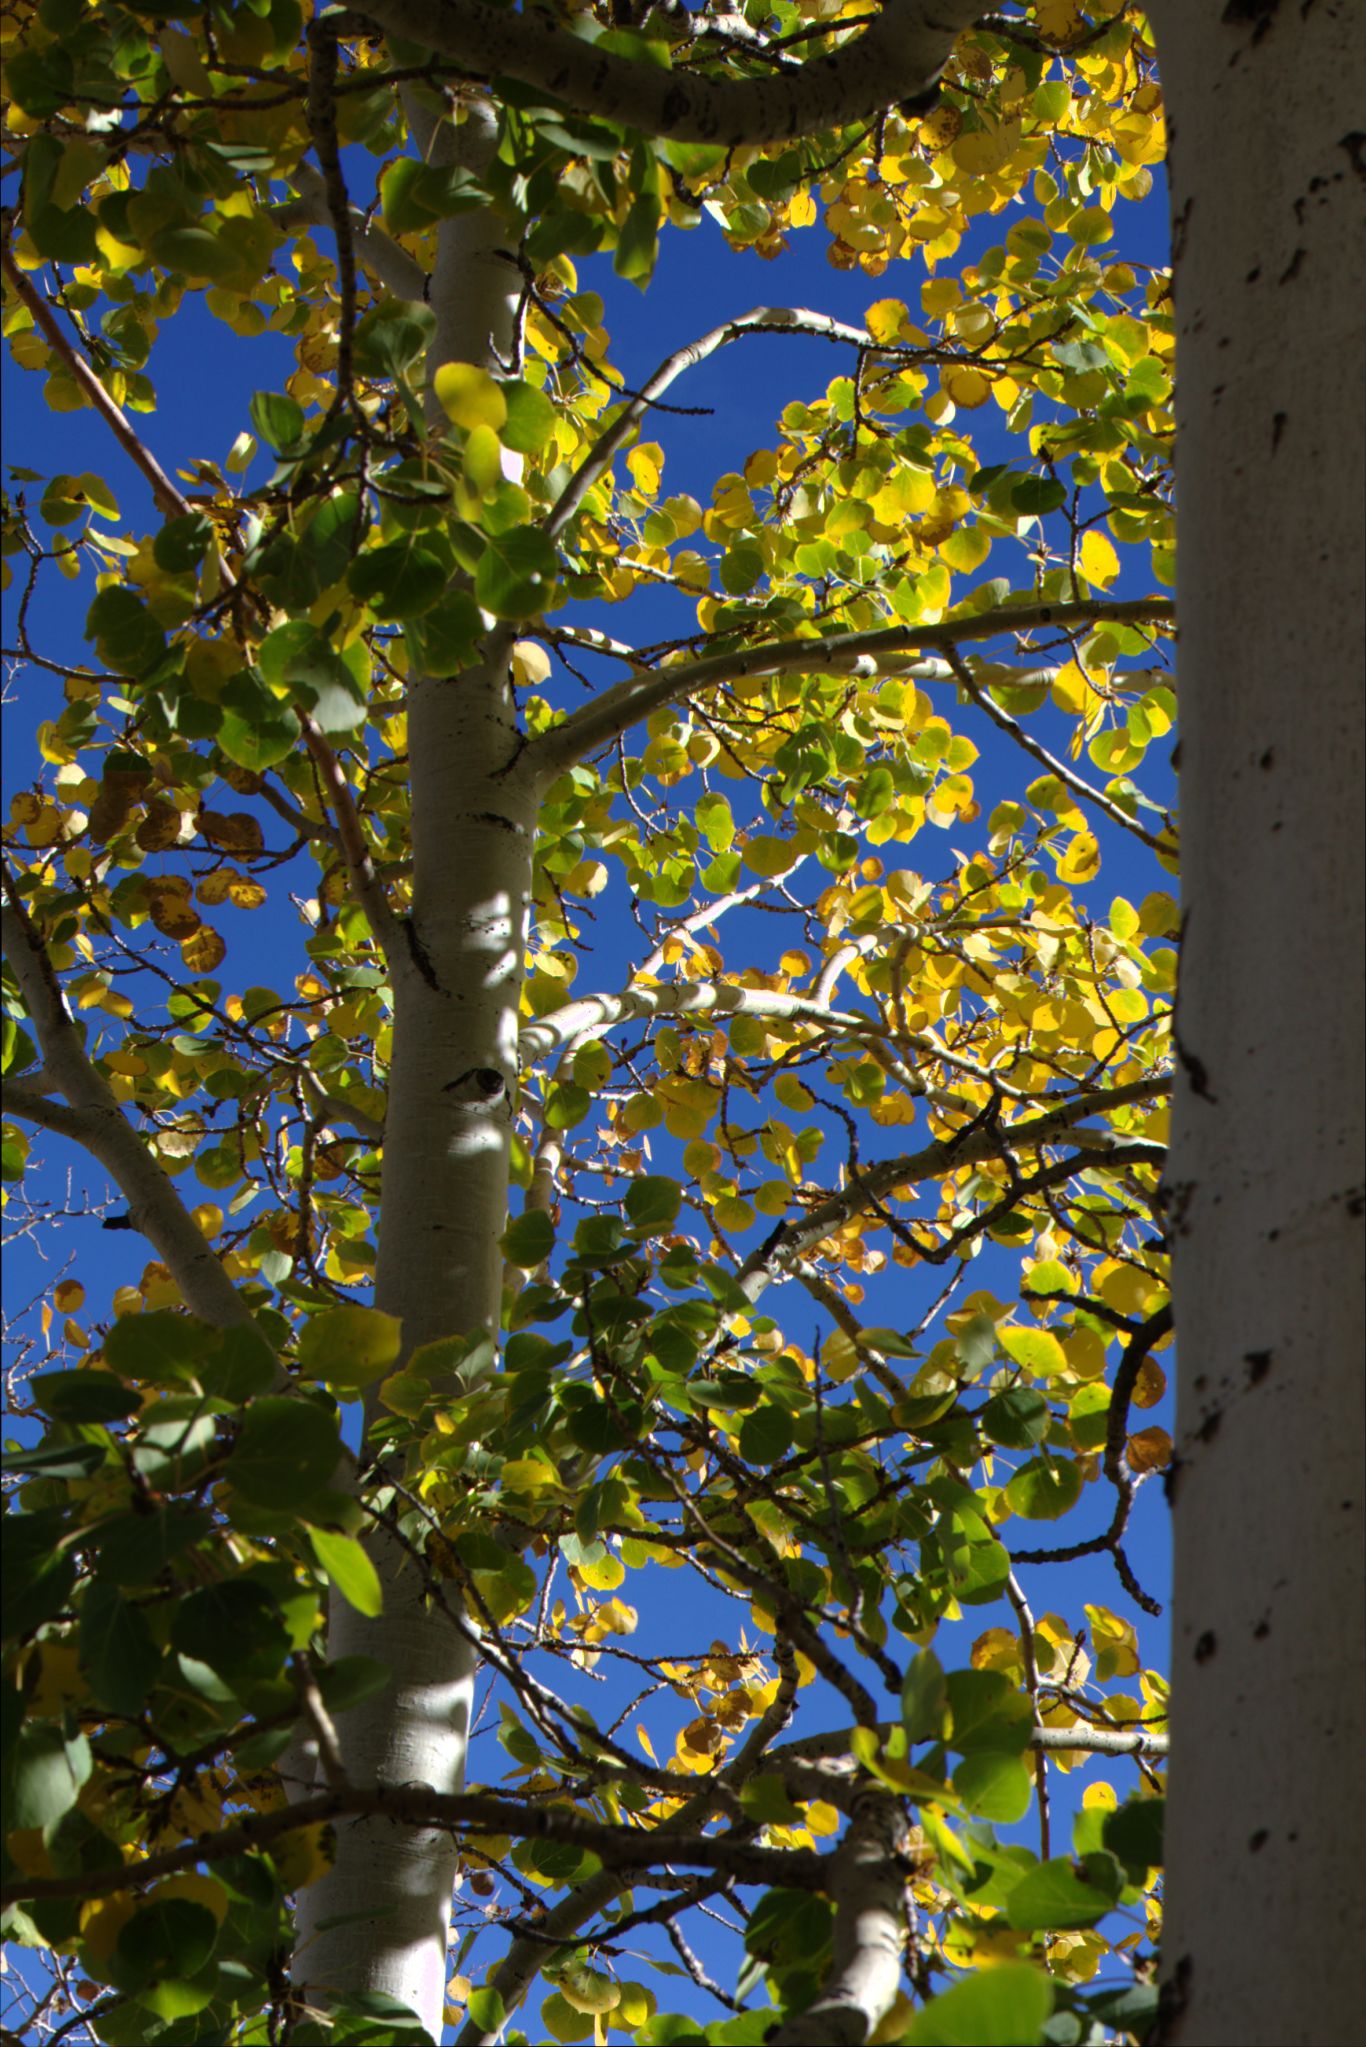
1270;412;1287;451
1248;1828;1269;1851
1278;246;1305;284
1194;1630;1217;1663
1244;1348;1272;1384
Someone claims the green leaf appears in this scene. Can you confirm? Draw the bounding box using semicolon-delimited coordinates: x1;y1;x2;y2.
500;378;557;454
739;1404;793;1465
473;526;558;618
953;1750;1033;1822
85;586;168;679
31;1370;139;1423
92;1506;213;1585
981;1387;1051;1449
905;1963;1053;2045
719;543;764;595
1103;1794;1164;1878
104;1310;217;1385
1;1018;38;1076
466;1988;506;2036
504;1208;556;1269
218;667;301;769
79;1581;161;1716
614;189;661;288
297;1305;402;1391
308;1527;384;1618
153;510;215;573
9;1721;92;1829
352;298;437;378
250;389;306;452
1004;1455;1084;1521
624;1175;681;1235
902;1647;949;1742
112;1897;218;1993
256;619;368;733
225;1395;341;1506
945;1669;1032;1753
1005;1857;1120;1932
319;1655;392;1714
171;1578;292;1683
349;534;449;620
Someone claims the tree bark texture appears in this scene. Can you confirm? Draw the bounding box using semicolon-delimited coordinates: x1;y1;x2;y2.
1146;5;1366;2041
289;180;532;2025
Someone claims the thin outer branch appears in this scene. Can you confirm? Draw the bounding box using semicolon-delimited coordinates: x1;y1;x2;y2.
297;713;402;962
1;889;253;1330
305;16;358;411
735;1078;1167;1307
2;243;200;525
0;1784;823;1909
2;247;398;958
939;648;1174;854
767;1722;1169;1768
356;0;985;149
546;305;877;543
525;599;1175;781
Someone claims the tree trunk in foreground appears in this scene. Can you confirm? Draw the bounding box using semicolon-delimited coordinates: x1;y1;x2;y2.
290;175;532;2023
1147;5;1366;2041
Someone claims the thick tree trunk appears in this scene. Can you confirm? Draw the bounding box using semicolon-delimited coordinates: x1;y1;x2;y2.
290;179;531;2033
1146;5;1366;2041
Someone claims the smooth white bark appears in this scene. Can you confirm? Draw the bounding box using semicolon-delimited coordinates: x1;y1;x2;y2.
359;0;984;148
1146;4;1366;2040
290;149;532;2024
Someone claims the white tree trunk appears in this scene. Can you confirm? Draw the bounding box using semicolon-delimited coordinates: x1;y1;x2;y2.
291;182;534;2031
1145;5;1366;2041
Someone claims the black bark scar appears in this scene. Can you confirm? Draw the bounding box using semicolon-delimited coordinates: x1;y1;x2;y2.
403;918;442;992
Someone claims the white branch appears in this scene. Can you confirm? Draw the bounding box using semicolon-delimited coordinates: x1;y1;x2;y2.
524;599;1175;781
280;162;429;301
1;899;255;1330
357;0;987;149
546;305;879;544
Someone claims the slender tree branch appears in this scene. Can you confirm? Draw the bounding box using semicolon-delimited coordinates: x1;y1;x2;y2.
2;243;202;525
0;1785;822;1908
525;599;1175;780
938;647;1176;854
546;305;883;543
280;163;428;301
735;1079;1167;1306
355;0;986;149
0;886;254;1329
296;713;403;962
2;247;400;954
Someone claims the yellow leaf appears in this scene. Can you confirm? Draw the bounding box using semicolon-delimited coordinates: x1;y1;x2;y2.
865;297;910;344
821;1329;859;1382
271;1822;335;1890
433;362;508;432
1056;831;1101;884
1079;529;1120;587
941;365;990;409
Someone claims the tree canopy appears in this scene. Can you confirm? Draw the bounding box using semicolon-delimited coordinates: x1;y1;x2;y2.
1;3;1184;2043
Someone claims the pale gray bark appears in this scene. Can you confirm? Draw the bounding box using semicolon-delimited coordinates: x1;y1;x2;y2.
0;903;254;1331
358;0;984;148
288;149;533;2024
768;1792;909;2047
1145;4;1366;2042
